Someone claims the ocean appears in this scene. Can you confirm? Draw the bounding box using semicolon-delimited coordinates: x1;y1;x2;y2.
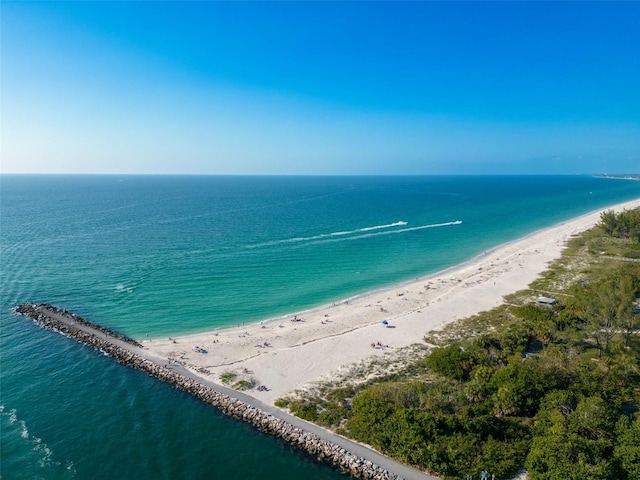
2;175;639;479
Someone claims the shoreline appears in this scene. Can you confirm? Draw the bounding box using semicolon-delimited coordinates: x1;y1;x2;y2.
144;198;640;405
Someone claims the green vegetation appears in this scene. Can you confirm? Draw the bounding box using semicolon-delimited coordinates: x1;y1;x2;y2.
232;378;257;391
219;371;237;385
277;209;640;479
600;209;640;243
219;371;258;391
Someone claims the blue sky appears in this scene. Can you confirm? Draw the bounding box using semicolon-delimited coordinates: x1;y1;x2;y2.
2;1;639;175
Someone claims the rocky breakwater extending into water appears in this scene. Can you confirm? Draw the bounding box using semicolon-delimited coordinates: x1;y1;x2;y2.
15;303;405;480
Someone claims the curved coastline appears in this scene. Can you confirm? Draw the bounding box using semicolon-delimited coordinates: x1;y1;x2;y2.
197;198;640;337
143;198;640;406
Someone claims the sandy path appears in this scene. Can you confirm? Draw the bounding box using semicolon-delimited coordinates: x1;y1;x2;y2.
144;199;640;404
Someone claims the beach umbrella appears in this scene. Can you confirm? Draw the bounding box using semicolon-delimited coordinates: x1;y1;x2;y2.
382;320;388;325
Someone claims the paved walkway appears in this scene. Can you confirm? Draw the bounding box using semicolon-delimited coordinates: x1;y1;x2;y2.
38;306;438;480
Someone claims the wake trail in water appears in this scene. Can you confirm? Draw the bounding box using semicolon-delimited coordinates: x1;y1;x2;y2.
318;220;463;244
246;220;461;249
246;221;407;248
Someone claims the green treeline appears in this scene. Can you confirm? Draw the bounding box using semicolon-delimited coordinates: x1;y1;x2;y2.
600;209;640;242
277;209;640;479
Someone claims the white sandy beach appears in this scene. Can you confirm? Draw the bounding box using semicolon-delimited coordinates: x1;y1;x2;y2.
144;199;640;405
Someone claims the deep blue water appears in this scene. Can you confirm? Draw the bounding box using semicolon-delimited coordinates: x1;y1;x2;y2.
2;175;639;479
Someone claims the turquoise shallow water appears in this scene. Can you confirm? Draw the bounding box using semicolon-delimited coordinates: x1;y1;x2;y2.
2;175;639;479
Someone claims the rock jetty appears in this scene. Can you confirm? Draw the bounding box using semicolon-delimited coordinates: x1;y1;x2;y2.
15;303;405;480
